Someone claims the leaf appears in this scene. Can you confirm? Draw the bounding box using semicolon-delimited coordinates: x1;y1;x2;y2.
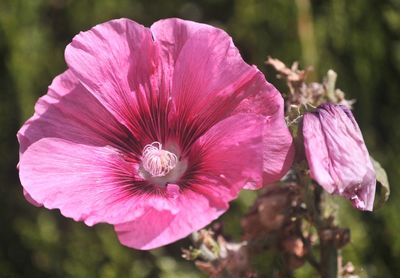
371;157;390;209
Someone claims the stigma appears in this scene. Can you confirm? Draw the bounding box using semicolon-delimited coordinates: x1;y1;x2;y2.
142;142;178;177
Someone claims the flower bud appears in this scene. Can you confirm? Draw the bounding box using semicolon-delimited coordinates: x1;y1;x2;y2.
302;104;376;211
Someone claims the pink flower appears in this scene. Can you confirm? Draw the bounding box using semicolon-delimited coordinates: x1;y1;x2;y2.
17;18;294;249
303;103;376;211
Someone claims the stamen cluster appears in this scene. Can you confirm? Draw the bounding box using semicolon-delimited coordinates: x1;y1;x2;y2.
142;142;178;177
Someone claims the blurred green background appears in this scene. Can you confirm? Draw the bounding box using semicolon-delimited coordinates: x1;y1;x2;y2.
0;0;399;277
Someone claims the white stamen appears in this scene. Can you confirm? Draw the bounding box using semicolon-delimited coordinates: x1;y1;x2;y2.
142;142;178;177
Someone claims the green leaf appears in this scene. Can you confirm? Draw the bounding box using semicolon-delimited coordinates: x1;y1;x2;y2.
371;157;390;209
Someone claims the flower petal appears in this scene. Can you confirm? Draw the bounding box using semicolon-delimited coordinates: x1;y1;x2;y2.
19;138;179;226
65;18;162;134
303;113;336;193
23;189;42;207
318;106;376;210
17;70;134;155
150;18;208;83
194;113;265;191
152;18;260;129
262;118;295;186
233;74;295;186
303;104;376;211
115;190;226;250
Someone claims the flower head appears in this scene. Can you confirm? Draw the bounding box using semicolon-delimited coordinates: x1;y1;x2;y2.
18;18;294;249
303;103;376;211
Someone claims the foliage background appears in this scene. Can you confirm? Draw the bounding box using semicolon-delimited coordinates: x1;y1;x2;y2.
0;0;399;277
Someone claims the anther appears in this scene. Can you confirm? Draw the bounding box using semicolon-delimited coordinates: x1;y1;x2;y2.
142;142;178;177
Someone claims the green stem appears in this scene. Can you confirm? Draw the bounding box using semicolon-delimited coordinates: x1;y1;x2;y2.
295;0;318;80
297;165;338;278
320;240;338;278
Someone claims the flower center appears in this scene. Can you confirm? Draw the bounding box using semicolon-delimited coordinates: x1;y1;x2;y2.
142;142;178;177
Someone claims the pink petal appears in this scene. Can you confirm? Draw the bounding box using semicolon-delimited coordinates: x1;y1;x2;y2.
303;113;336;193
234;74;294;186
318;108;371;191
19;138;180;226
303;104;376;211
195;113;265;192
150;18;213;87
23;189;42;207
262;115;295;186
151;18;260;127
17;70;133;156
115;190;225;250
65;18;162;133
166;183;180;199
